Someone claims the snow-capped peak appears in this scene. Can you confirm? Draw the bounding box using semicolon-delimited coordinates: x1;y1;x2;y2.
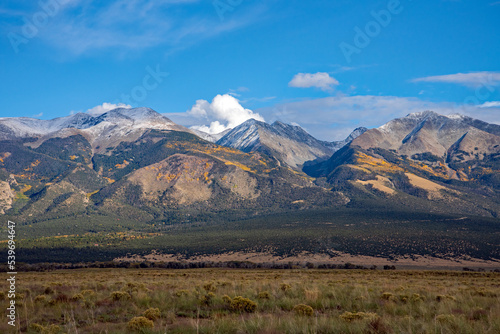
0;107;177;140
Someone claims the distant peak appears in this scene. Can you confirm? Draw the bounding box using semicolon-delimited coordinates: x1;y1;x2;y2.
239;118;265;127
272;120;286;126
112;107;159;116
445;113;468;120
405;110;439;119
352;126;368;133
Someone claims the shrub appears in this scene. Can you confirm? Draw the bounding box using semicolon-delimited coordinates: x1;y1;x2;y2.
127;316;154;332
229;296;257;313
110;291;131;301
257;291;271;300
398;294;409;303
143;307;161;321
49;294;69;305
436;295;455;302
380;292;395;301
15;293;26;300
340;311;378;322
29;324;61;334
280;283;291;292
34;295;47;303
72;293;84;302
203;283;216;292
222;295;232;305
293;304;314;317
29;324;45;333
81;290;95;296
199;292;216;306
436;314;455;324
411;293;424;302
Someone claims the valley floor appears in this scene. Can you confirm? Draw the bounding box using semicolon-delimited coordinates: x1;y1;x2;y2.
1;268;499;333
116;251;500;271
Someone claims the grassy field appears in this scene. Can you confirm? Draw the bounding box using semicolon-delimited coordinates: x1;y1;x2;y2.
1;269;499;333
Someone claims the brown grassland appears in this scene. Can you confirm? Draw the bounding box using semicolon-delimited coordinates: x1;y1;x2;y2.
1;269;499;333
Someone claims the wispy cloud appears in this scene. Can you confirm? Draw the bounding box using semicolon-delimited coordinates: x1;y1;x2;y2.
3;0;266;55
411;71;500;88
289;72;339;92
330;64;376;73
480;101;500;108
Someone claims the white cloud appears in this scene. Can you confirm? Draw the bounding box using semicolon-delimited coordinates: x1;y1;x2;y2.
480;101;500;108
86;102;131;116
255;95;500;141
289;72;339;92
3;0;267;55
411;71;500;88
187;94;265;134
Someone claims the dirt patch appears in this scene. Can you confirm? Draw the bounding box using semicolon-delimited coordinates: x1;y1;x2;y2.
356;175;395;195
405;173;445;192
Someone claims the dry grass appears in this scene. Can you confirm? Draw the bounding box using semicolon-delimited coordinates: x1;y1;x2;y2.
1;269;499;333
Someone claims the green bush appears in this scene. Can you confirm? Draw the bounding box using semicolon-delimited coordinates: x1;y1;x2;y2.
29;324;61;334
257;291;271;300
229;296;257;313
280;283;291;292
143;307;161;321
110;291;131;301
436;314;455;324
200;292;216;306
293;304;314;317
34;295;48;303
72;293;84;301
340;311;378;322
203;282;216;292
127;316;154;332
222;295;232;305
380;292;395;301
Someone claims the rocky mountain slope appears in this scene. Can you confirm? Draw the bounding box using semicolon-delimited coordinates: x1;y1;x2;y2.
216;119;366;168
0;109;343;223
1;109;499;222
305;111;500;217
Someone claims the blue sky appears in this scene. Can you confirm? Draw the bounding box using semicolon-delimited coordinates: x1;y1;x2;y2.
1;0;499;140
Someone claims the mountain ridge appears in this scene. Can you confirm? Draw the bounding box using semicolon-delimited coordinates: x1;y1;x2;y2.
216;118;367;168
1;108;499;264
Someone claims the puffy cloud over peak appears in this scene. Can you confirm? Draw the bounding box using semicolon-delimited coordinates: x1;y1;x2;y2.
188;94;264;134
86;102;132;116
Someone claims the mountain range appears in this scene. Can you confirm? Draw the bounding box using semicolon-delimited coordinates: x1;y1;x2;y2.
1;108;499;264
